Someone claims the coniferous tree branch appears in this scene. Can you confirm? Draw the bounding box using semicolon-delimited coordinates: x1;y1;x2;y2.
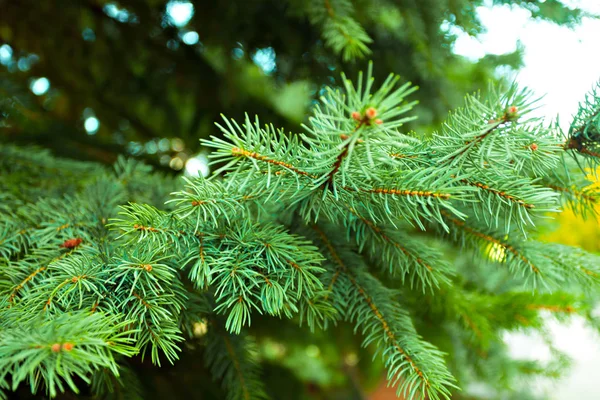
438;211;600;289
3;62;600;399
564;81;600;169
0;311;137;398
310;223;456;400
204;315;269;400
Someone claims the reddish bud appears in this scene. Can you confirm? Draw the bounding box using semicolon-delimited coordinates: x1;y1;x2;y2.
375;119;383;125
530;143;538;151
365;107;377;119
62;342;74;352
143;264;153;272
508;106;518;114
60;238;82;249
351;111;361;121
51;343;61;352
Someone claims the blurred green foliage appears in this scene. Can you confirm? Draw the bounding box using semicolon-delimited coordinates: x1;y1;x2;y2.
0;0;588;170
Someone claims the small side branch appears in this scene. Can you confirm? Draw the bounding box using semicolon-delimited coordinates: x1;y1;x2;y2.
443;212;540;274
231;147;315;178
311;225;429;386
323;121;366;187
347;208;433;272
8;266;47;304
565;138;600;157
546;184;597;204
354;186;451;200
132;292;152;309
442;118;508;165
312;225;344;296
222;335;251;400
527;304;575;313
8;249;77;304
459;178;534;209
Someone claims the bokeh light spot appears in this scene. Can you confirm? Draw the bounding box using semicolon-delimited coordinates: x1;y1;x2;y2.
171;138;185;152
84;117;100;135
159;155;171;165
306;345;320;357
169;156;184;170
104;3;132;22
145;141;158;154
232;47;244;60
0;44;12;65
158;138;170;152
82;28;96;41
185;154;210;177
30;77;50;96
166;1;194;27
252;47;276;74
17;58;31;72
181;31;199;45
166;39;179;50
344;352;359;367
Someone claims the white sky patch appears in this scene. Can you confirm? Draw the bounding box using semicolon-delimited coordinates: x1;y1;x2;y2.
452;0;600;131
455;1;600;398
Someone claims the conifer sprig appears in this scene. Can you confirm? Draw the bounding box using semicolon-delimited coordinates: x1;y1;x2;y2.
565;80;600;169
0;312;137;398
310;223;456;400
2;63;600;399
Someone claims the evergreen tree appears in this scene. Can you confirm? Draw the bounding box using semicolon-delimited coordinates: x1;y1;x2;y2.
2;64;600;399
0;0;588;167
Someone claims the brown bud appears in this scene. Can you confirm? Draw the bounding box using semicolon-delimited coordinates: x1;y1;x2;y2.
530;143;538;151
51;343;61;352
60;238;83;249
375;119;383;125
351;111;361;121
62;342;74;351
365;107;377;119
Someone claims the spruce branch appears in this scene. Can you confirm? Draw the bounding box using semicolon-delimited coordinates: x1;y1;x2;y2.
439;211;600;289
204;315;269;400
302;0;373;61
430;84;562;175
565;80;600;169
90;364;144;400
311;224;456;400
345;207;454;290
0;312;137;397
542;155;600;218
3;65;600;399
455;169;559;233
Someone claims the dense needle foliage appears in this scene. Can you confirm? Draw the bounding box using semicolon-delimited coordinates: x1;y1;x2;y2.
1;65;600;400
